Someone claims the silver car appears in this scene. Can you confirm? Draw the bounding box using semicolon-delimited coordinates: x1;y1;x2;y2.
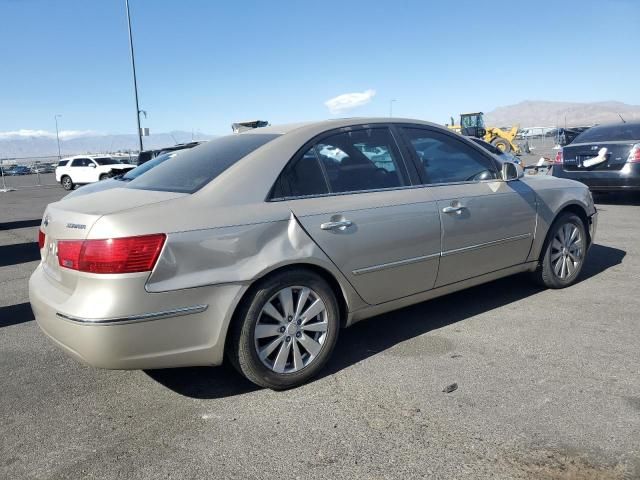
29;118;598;389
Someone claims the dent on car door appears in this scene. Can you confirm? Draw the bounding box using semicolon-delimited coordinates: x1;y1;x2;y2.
400;127;537;287
279;127;441;305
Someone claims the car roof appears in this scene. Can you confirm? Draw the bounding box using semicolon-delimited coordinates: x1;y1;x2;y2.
240;117;441;136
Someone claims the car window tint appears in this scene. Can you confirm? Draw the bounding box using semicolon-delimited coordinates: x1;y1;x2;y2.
314;128;406;193
58;160;69;166
574;124;640;143
71;158;91;167
402;128;498;184
128;133;280;194
284;148;329;197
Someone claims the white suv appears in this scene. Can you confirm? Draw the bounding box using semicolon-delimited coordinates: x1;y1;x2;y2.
55;156;134;190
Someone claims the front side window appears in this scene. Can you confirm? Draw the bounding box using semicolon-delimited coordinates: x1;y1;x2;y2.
94;157;120;166
402;128;498;184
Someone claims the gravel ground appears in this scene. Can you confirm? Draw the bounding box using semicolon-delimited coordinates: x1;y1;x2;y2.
1;186;639;480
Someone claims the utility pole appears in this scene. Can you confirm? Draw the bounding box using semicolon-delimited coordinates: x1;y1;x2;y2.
389;99;396;117
125;0;144;152
54;114;62;159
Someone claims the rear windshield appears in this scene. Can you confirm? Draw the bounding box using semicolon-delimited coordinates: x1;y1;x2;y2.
94;158;120;165
127;134;280;193
123;152;175;180
574;124;640;143
58;160;69;166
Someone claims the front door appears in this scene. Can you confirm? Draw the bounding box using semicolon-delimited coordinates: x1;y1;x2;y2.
70;157;95;183
278;126;441;305
399;126;536;286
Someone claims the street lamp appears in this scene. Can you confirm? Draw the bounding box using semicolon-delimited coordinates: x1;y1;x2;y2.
389;99;396;117
54;114;62;159
125;0;144;152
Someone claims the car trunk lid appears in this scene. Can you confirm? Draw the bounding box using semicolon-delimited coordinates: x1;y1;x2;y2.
562;141;637;171
39;188;186;289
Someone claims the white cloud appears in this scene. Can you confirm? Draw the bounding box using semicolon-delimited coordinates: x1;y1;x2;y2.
324;89;376;114
0;129;97;140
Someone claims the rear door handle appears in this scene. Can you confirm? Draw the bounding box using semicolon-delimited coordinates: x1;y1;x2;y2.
442;206;464;214
320;220;353;231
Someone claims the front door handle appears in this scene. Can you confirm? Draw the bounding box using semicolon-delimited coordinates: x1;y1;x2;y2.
320;220;353;231
442;206;464;214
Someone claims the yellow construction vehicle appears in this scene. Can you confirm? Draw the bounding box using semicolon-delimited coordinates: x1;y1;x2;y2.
448;112;521;154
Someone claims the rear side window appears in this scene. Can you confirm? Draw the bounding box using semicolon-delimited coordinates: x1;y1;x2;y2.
402;128;498;184
128;134;280;193
574;124;640;143
57;160;69;167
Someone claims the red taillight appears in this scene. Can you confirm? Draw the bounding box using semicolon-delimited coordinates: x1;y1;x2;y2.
554;150;563;164
38;229;45;250
627;144;640;163
57;234;166;274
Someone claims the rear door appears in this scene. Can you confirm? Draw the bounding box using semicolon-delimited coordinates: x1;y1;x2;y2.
399;126;537;287
70;157;95;183
276;126;441;305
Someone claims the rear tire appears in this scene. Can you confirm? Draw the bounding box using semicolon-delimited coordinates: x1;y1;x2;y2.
533;212;586;289
491;138;511;153
61;175;74;191
228;269;340;390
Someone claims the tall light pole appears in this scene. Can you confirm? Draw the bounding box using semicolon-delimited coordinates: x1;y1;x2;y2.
389;99;396;117
125;0;144;152
54;114;62;159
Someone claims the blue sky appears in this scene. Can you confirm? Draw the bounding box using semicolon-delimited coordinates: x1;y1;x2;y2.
1;0;639;137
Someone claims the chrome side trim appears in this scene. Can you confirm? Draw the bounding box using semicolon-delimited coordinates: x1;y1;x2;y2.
442;233;532;257
56;304;209;326
352;253;440;276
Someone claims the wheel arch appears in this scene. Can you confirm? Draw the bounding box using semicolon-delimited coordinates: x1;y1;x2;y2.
536;202;591;264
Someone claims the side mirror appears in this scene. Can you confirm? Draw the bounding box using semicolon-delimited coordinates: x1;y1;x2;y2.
502;161;524;181
90;163;96;168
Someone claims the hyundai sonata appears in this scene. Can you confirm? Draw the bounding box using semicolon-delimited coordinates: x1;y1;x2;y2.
30;118;597;389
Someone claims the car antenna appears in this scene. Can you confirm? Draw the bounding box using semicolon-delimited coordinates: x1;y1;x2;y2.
618;113;626;123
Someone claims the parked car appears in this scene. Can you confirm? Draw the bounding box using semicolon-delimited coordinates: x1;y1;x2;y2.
136;141;203;165
30;118;597;390
555;126;592;147
30;163;56;174
55;156;135;190
3;165;31;175
553;121;640;192
64;151;179;198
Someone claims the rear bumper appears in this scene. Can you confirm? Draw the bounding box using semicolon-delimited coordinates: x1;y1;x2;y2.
552;163;640;191
29;264;246;369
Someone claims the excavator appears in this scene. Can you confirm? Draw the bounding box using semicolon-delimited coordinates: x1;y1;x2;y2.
448;112;521;154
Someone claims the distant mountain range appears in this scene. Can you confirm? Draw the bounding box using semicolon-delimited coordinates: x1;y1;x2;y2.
0;131;214;159
484;101;640;128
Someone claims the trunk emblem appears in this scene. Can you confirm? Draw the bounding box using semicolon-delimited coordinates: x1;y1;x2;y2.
590;145;599;150
66;223;86;230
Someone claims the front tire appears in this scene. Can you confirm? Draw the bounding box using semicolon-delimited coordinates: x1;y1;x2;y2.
99;174;109;181
491;137;511;153
229;269;340;390
61;175;74;191
533;212;587;289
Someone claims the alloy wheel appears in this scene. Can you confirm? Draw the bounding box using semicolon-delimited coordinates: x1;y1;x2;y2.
550;223;583;280
254;286;328;374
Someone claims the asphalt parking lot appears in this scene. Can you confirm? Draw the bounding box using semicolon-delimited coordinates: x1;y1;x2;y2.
1;185;639;479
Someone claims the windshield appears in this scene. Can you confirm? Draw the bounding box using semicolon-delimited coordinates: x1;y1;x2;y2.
94;157;121;165
574;124;640;143
127;133;280;193
122;152;176;180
